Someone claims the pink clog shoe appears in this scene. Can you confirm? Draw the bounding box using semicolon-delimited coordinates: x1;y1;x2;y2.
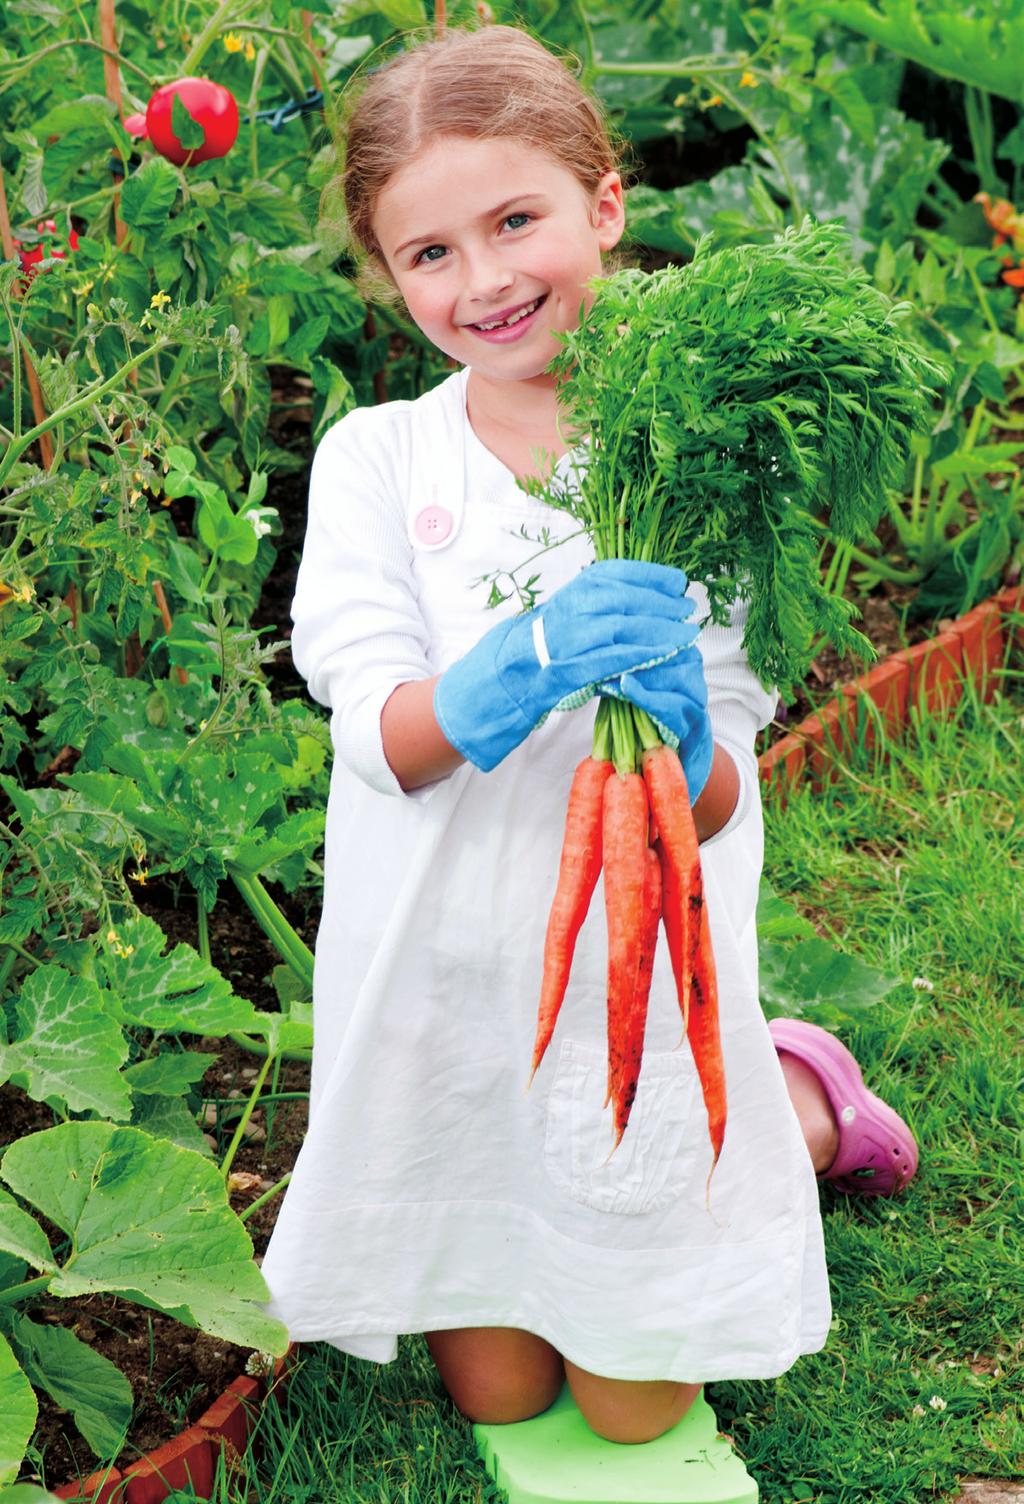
769;1017;918;1195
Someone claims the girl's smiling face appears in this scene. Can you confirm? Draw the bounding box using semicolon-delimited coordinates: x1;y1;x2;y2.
372;135;625;383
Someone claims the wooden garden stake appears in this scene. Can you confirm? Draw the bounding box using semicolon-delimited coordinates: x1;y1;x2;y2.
301;10;323;91
153;579;189;685
0;160;53;469
435;0;446;34
98;0;129;247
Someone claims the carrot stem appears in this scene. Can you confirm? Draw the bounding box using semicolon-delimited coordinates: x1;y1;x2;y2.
608;697;638;777
632;704;663;751
593;697;613;761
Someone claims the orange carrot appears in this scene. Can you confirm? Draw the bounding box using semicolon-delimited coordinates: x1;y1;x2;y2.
654;834;683;1021
686;859;727;1192
642;744;699;1033
642;743;726;1187
529;756;614;1084
601;770;649;1127
610;843;661;1150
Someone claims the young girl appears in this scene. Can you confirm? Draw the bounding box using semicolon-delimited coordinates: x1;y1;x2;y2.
260;23;918;1445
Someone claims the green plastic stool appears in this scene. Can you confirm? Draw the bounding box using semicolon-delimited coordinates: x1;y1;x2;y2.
473;1384;758;1504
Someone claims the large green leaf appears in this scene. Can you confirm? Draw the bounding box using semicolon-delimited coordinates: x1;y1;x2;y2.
123;1049;217;1098
756;880;818;943
0;1124;288;1354
759;936;900;1027
0;1332;36;1489
0;967;130;1121
120;158;180;229
9;1314;131;1462
808;0;1024;103
626;167;779;254
755;106;948;256
221;183;308;246
0;1190;55;1275
130;1094;215;1157
97;913;259;1035
31;95;117;137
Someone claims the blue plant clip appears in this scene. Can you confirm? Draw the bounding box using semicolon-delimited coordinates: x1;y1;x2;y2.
255;89;324;134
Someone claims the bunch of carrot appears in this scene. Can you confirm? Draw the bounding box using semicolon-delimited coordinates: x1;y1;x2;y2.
521;219;948;1183
529;697;724;1180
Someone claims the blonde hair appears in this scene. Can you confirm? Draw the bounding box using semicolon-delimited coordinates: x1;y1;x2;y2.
328;24;634;302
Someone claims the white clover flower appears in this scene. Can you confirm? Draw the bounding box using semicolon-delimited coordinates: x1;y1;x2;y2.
912;977;935;991
911;1404;925;1418
929;1395;947;1411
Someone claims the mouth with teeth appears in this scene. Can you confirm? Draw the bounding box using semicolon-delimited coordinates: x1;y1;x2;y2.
467;294;547;341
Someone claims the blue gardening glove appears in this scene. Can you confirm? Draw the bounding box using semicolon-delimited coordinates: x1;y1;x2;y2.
601;649;714;803
434;559;699;771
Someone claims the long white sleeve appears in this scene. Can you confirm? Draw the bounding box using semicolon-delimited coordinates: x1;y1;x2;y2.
696;592;778;845
290;405;434;798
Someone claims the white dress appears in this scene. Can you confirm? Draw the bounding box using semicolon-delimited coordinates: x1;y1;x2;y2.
259;367;832;1381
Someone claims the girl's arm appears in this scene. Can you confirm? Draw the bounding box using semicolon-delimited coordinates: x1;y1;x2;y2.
381;677;740;842
381;677;465;790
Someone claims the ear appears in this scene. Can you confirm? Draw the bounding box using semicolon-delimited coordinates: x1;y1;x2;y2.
591;170;625;252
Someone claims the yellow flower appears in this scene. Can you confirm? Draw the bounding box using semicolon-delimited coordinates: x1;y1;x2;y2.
703;94;723;109
739;71;758;88
77;279;95;296
130;866;148;885
673;92;689;108
244;39;255;61
1;579;37;608
130;488;143;504
150;289;171;310
223;31;244;53
106;927;135;959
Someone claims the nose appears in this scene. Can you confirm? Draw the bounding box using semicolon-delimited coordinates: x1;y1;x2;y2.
464;242;514;307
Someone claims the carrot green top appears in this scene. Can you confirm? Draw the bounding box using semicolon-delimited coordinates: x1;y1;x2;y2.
525;217;950;697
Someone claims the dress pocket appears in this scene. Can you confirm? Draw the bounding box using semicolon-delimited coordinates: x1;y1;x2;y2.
542;1038;701;1216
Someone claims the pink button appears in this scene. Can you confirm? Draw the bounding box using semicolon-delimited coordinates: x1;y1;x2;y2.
413;505;453;545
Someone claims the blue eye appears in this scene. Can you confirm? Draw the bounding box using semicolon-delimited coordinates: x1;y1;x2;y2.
413;213;531;265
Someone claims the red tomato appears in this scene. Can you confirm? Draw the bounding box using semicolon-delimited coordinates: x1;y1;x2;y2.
146;77;239;166
12;220;79;277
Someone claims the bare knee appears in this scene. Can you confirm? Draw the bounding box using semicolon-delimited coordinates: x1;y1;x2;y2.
425;1326;564;1425
564;1358;701;1444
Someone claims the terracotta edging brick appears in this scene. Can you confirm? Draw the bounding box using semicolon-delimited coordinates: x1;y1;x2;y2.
52;1347;297;1504
758;582;1024;797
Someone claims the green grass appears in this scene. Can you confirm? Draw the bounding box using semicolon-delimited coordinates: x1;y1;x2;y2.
166;680;1024;1504
713;679;1024;1502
